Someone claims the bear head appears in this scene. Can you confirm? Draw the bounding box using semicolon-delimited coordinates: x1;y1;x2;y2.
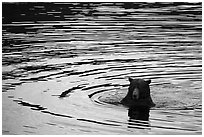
121;77;155;108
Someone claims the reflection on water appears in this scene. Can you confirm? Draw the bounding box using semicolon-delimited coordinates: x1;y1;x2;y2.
127;106;150;130
128;107;150;121
2;2;202;135
128;119;150;130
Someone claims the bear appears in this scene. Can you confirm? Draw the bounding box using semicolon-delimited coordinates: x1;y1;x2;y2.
121;77;155;108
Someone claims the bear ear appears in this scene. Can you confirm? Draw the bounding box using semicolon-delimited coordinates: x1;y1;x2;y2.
128;77;133;82
145;79;151;84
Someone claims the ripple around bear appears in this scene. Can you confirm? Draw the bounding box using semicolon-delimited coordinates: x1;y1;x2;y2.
121;77;156;108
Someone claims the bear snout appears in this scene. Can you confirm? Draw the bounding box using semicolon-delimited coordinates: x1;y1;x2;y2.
132;88;139;100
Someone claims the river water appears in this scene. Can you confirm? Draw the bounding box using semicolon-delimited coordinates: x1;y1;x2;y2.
2;2;202;135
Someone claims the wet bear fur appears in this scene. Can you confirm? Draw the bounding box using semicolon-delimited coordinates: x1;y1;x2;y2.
121;77;155;108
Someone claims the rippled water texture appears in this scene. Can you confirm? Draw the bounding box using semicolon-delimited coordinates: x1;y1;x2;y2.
2;2;202;135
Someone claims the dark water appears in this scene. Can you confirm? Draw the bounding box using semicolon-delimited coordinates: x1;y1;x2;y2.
2;2;202;134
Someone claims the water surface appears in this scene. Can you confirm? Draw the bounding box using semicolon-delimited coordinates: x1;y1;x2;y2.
2;2;202;135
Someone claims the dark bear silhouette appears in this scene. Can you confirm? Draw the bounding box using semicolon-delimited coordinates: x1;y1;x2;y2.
121;77;155;122
121;77;155;108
